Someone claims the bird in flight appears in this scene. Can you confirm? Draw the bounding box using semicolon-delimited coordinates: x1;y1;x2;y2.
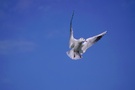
66;11;107;60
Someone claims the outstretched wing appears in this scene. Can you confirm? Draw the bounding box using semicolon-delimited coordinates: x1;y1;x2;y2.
69;11;77;48
81;31;107;53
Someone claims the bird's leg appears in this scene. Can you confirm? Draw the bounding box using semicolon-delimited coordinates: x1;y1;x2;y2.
74;53;75;58
77;51;82;58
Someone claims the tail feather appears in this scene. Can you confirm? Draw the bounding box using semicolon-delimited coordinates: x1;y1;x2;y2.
66;49;82;60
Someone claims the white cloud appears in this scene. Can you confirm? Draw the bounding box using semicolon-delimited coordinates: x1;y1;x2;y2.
0;40;36;54
46;27;68;39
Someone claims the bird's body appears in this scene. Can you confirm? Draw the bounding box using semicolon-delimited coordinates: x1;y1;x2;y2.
67;11;107;60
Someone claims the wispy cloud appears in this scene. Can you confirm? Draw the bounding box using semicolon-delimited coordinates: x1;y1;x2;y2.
46;29;67;39
47;30;61;38
0;40;36;54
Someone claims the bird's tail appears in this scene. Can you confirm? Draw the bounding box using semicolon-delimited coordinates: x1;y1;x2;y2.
66;49;82;60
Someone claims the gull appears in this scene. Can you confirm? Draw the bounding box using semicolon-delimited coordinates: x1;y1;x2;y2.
66;11;107;60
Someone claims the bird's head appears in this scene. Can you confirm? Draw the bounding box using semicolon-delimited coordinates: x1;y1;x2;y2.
79;38;85;43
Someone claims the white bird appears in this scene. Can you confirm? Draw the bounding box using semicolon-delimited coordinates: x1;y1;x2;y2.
66;11;107;60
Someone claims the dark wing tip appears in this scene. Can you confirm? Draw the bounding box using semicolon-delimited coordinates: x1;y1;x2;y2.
94;31;107;43
70;11;74;33
94;36;103;42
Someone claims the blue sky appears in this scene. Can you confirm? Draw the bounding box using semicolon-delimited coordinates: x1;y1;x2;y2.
0;0;135;90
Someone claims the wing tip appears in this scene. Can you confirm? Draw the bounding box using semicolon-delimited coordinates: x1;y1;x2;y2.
99;31;107;36
103;31;107;35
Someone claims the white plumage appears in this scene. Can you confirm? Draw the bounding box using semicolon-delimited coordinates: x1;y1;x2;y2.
67;11;107;60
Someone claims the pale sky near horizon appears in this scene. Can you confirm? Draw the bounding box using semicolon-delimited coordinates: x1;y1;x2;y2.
0;0;135;90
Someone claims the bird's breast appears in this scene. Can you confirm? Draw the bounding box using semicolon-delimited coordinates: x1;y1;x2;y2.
73;43;83;52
